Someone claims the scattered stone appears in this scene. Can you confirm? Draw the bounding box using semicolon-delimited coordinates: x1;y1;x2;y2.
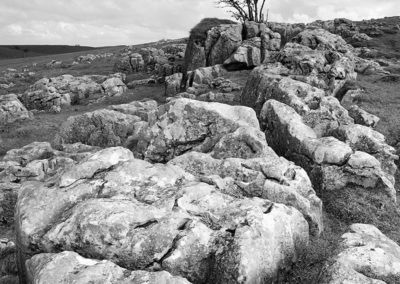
321;224;400;284
0;94;31;125
348;105;380;127
101;77;127;97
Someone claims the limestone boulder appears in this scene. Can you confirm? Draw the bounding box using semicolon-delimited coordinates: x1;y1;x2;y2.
169;150;323;236
190;64;227;86
241;65;325;116
15;148;310;284
165;72;183;97
55;109;140;147
132;98;259;162
224;38;262;70
348;105;380;127
101;77;127;97
108;99;158;122
330;124;398;178
261;100;396;199
260;28;282;53
20;74;104;111
26;251;191;284
205;24;243;66
0;94;31;125
321;224;400;284
292;28;353;53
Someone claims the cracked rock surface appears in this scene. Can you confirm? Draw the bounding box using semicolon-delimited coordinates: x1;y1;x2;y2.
15;147;310;284
321;224;400;284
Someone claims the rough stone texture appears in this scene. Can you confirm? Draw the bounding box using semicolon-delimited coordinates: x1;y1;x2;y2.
291;28;353;53
205;24;243;66
108;99;158;122
321;224;400;284
15;147;310;284
169;150;323;236
165;73;183;97
132;98;260;162
348;105;380;127
54;109;140;147
26;251;191;284
101;77;127;97
224;38;262;70
241;64;326;116
267;22;306;45
189;64;228;86
19;74;121;111
0;94;31;125
261;100;396;200
330;124;398;180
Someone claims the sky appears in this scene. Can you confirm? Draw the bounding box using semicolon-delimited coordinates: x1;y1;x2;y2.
0;0;399;47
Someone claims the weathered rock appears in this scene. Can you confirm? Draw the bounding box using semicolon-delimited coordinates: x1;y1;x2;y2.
0;94;31;125
165;72;183;97
224;38;262;70
55;109;140;147
267;22;306;45
244;21;260;39
348;105;380;127
205;24;243;66
321;224;400;284
133;98;259;162
330;124;398;179
189;64;227;86
20;74;105;110
260;28;282;53
15;148;310;284
241;65;325;116
101;77;127;97
292;28;353;53
2;142;54;166
261;100;396;200
169;150;323;235
26;251;191;284
108;99;158;122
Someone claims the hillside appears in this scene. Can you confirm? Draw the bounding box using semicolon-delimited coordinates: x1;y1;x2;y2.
0;45;97;60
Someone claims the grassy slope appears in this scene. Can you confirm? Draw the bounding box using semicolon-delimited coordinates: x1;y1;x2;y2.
0;45;97;60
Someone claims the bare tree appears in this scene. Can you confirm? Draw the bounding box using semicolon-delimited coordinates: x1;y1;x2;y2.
217;0;268;23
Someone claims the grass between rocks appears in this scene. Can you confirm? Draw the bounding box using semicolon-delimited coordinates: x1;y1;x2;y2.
0;35;400;284
0;84;165;157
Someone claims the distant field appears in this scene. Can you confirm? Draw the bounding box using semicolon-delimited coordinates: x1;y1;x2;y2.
0;45;98;60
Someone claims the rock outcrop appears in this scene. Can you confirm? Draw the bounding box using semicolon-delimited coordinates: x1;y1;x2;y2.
240;49;397;200
55;98;323;235
0;94;31;125
14;146;310;284
26;251;191;284
321;224;400;283
20;74;127;111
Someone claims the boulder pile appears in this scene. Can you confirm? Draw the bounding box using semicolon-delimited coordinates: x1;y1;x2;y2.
113;44;186;80
0;94;31;125
1;97;329;283
19;73;127;111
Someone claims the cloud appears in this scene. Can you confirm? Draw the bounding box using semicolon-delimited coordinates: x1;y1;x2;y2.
0;0;398;46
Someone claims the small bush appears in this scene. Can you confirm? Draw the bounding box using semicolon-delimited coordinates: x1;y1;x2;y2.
189;18;237;42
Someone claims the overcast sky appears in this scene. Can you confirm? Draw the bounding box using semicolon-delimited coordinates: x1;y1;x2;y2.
0;0;399;46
